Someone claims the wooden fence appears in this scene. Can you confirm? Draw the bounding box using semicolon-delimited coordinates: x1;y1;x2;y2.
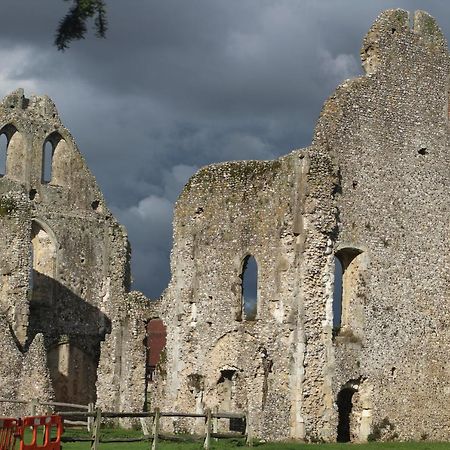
0;397;94;430
0;398;252;450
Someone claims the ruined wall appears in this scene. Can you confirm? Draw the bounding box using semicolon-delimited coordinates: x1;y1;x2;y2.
0;89;145;414
157;8;450;443
157;151;336;441
313;10;450;442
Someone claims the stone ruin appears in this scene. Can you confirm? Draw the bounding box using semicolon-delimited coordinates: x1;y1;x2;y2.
1;8;450;443
0;89;148;416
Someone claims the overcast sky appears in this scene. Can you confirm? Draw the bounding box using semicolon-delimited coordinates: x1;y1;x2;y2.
1;1;449;298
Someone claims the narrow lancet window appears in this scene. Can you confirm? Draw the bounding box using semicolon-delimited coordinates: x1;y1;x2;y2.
0;133;7;176
333;248;363;335
42;141;53;183
333;256;343;331
242;255;258;321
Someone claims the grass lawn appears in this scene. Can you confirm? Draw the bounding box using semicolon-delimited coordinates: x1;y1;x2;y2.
56;429;450;450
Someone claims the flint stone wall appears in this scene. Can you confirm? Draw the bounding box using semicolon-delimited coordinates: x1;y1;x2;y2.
0;89;146;416
154;9;450;443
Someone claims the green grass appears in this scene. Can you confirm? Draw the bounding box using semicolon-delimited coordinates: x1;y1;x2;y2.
55;428;450;450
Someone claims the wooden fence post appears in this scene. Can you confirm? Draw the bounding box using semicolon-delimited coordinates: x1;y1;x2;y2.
90;407;101;450
212;406;218;441
245;411;253;447
140;417;150;436
87;403;94;432
204;408;212;450
151;408;160;450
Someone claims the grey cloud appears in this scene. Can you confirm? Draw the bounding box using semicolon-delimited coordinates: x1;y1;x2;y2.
0;0;449;296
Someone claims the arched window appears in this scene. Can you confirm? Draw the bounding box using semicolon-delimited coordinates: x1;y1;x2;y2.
0;133;7;176
30;220;56;305
0;124;26;181
241;255;258;321
333;248;364;335
42;133;70;185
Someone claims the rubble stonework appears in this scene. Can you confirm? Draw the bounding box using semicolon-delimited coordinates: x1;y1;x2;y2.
0;89;146;416
1;8;449;444
153;9;450;443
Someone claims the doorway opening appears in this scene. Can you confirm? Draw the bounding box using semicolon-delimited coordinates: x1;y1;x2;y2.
337;386;356;442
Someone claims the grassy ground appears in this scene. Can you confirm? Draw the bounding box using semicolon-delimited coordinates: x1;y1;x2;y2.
55;428;450;450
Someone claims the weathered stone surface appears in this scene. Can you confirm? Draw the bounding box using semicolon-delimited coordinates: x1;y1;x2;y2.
151;8;450;443
0;89;146;416
18;333;54;415
1;7;449;445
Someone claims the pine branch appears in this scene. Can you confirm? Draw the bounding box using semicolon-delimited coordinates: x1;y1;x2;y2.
55;0;108;51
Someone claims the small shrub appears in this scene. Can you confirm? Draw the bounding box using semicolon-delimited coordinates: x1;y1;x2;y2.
0;196;16;216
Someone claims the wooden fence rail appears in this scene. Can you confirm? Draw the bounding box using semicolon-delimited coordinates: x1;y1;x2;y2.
58;407;251;450
0;398;252;450
0;398;94;430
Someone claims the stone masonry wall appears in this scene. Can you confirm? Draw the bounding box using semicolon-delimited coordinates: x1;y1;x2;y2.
157;149;337;441
313;9;450;442
0;89;145;415
156;8;450;443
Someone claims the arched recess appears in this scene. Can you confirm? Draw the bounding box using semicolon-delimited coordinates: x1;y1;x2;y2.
333;247;364;335
1;124;27;182
240;255;258;321
42;132;71;186
30;220;57;306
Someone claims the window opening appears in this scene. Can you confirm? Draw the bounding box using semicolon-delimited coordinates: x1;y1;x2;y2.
333;248;363;334
42;141;53;183
0;133;6;176
333;256;343;331
30;221;56;305
241;255;258;321
217;369;244;431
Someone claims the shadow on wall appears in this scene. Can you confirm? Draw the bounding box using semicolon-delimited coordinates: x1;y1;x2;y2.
27;272;111;406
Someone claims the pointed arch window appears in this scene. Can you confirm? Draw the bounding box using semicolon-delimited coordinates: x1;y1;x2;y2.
0;124;26;181
42;133;70;185
30;220;56;305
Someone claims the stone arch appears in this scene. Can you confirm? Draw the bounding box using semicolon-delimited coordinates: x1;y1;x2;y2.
336;378;372;443
333;246;365;336
30;219;57;306
337;385;357;442
0;123;27;182
204;331;259;420
42;132;71;186
240;254;258;321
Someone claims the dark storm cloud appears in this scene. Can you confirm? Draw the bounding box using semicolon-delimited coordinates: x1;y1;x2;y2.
0;1;449;296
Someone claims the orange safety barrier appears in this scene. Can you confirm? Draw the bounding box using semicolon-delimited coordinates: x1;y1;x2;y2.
0;418;21;450
19;416;63;450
